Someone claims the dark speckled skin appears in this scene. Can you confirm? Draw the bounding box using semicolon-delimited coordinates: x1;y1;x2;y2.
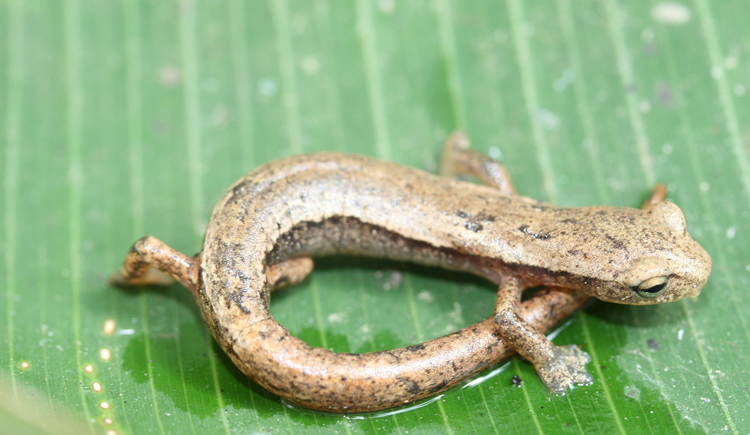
192;152;710;412
112;144;711;412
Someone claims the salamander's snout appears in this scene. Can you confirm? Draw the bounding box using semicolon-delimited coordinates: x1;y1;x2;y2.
615;234;712;305
686;242;712;299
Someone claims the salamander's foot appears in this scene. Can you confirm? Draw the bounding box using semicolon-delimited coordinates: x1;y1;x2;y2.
109;266;174;287
439;130;471;178
439;130;516;195
109;235;198;295
536;344;593;394
641;183;667;209
267;257;314;291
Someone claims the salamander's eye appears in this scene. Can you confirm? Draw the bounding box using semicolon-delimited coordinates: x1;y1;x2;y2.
631;276;669;298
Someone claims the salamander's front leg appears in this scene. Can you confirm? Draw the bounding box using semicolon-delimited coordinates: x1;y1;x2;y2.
493;279;593;393
109;236;199;297
439;130;516;195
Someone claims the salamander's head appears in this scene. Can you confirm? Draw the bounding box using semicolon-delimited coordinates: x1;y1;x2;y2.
577;201;712;305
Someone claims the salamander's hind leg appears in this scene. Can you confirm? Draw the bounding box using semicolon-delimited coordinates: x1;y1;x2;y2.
267;257;314;292
109;236;199;296
439;130;516;195
493;279;593;393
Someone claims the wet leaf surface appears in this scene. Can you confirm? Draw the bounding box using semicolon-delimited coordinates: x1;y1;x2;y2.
1;0;748;434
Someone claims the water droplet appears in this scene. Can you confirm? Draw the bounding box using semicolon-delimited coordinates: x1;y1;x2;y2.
258;78;278;97
553;69;574;92
159;66;182;86
536;108;560;130
488;146;503;161
724;56;738;70
103;319;116;336
378;0;395;14
327;313;345;323
417;291;434;303
651;2;691;25
301;56;320;74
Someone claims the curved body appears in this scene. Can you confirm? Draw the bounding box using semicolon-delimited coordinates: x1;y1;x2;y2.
192;152;711;411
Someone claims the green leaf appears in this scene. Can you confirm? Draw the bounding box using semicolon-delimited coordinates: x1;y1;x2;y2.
2;0;748;434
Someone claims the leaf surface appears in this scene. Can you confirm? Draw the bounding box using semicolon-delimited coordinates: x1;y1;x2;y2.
1;0;748;434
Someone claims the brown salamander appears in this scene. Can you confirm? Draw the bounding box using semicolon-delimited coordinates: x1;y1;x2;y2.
110;131;712;412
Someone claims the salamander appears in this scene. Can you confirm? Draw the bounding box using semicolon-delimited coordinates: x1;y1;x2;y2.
110;131;711;412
